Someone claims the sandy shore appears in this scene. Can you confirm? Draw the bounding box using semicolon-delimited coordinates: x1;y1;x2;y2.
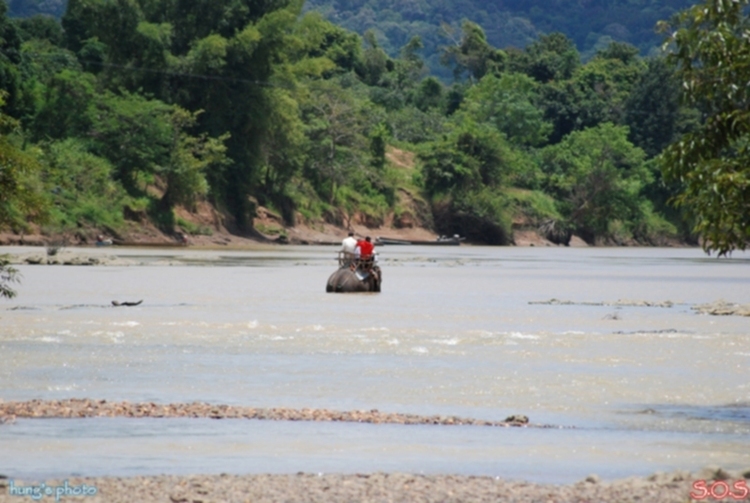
1;469;744;503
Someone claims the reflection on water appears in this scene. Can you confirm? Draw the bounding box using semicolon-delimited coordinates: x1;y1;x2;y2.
1;246;749;481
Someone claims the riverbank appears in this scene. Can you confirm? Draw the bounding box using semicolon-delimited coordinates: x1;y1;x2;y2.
1;469;744;503
0;201;588;248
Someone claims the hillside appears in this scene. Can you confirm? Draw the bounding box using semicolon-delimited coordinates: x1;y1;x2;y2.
7;0;696;77
305;0;696;76
0;0;709;248
6;0;64;18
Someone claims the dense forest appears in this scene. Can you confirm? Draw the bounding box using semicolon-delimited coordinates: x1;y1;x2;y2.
7;0;697;77
306;0;696;77
0;0;748;250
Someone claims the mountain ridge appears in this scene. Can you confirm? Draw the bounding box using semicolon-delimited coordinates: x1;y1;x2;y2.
8;0;695;68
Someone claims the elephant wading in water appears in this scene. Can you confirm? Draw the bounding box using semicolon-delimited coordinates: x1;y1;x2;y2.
326;254;382;293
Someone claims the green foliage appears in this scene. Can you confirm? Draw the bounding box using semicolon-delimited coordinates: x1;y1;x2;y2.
387;105;447;144
301;79;367;202
413;76;443;112
31;69;94;140
40;138;126;231
0;0;699;247
14;14;64;44
509;32;580;83
369;122;389;170
88;91;173;194
632;200;679;245
306;0;694;79
176;217;213;236
441;21;506;81
540;123;649;243
462;72;551;147
534;41;644;144
0;94;47;231
659;0;750;255
447;187;513;245
506;188;561;224
420;120;512;196
158;108;229;212
625;58;683;158
419;118;522;243
0;2;24;117
0;254;21;299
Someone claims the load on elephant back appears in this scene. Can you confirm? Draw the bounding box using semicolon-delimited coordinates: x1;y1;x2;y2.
326;236;382;293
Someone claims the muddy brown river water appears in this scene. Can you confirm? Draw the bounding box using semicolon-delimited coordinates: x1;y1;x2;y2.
0;245;748;483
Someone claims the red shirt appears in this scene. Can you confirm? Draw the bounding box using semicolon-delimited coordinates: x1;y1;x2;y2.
357;240;374;258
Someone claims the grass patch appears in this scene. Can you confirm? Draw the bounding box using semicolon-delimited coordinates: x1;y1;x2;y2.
255;222;285;236
506;188;562;224
175;217;213;236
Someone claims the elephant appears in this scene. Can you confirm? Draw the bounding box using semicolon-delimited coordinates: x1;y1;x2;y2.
326;266;382;293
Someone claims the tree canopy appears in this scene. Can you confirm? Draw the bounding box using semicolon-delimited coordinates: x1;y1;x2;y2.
659;0;750;255
0;0;722;249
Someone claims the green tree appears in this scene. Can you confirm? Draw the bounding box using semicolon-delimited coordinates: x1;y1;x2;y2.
0;93;47;232
625;58;682;158
14;14;64;45
462;72;551;147
31;69;95;141
88;91;173;195
158;108;230;213
419;119;522;244
369;121;389;171
301;80;366;203
0;2;24;117
659;0;750;255
40;139;127;231
509;32;580;84
88;92;228;218
540;123;649;244
360;29;392;86
440;21;505;81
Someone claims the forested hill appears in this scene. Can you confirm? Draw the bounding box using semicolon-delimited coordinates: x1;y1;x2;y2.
9;0;696;76
6;0;65;18
4;0;747;252
297;0;695;76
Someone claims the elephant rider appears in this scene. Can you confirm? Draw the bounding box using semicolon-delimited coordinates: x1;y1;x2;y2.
355;236;379;271
356;236;374;259
340;231;358;267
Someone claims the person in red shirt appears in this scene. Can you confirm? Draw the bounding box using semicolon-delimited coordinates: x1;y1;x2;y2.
356;236;374;259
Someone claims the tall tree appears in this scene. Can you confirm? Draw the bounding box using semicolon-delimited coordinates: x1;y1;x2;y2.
440;21;505;82
625;58;681;158
659;0;750;255
540;123;649;244
0;93;47;231
461;72;551;147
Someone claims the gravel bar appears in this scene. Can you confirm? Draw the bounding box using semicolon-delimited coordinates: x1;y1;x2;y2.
0;398;540;427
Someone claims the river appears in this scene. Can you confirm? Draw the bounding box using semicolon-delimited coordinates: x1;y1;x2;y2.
0;245;748;483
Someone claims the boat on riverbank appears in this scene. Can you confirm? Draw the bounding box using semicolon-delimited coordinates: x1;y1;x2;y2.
376;235;464;246
112;241;188;248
